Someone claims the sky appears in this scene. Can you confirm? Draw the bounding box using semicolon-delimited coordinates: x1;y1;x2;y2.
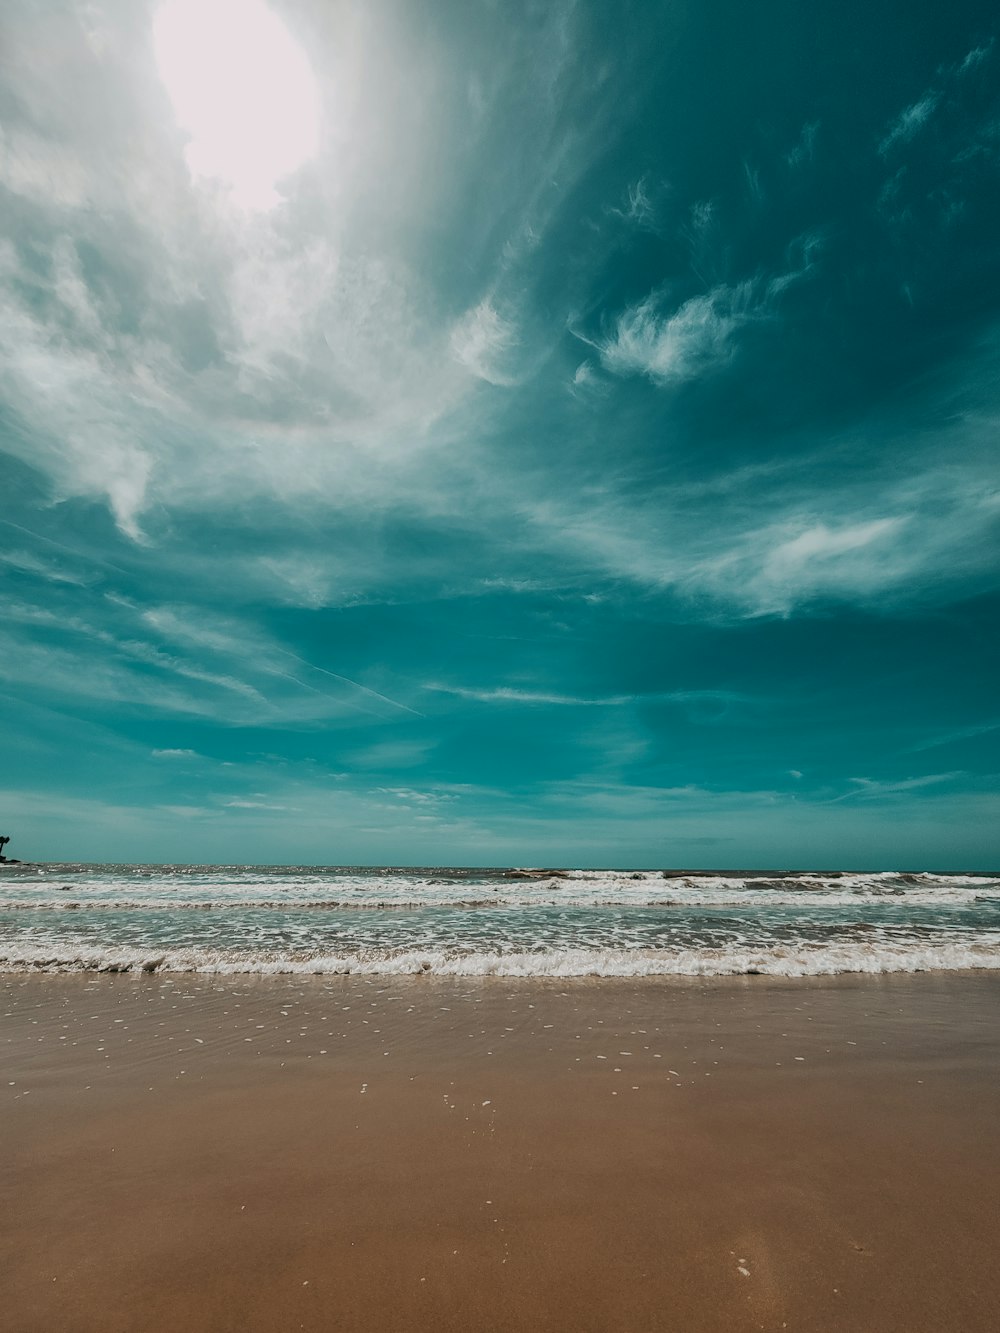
1;0;999;868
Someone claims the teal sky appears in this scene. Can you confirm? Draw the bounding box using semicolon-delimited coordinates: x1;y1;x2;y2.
2;0;999;868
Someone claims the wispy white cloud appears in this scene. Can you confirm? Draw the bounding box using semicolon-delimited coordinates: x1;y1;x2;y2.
0;548;90;585
0;126;93;208
877;41;994;162
0;225;470;539
223;798;291;811
0;591;423;727
511;348;1000;616
596;244;818;387
275;648;424;718
624;175;657;226
450;298;523;387
137;604;423;720
879;93;940;155
875;43;1000;246
703;516;908;616
907;719;1000;753
518;484;986;619
374;787;457;806
607;175;661;230
826;772;962;803
0;632;242;719
428;684;632;706
786;121;819;169
340;738;437;771
597;281;754;384
425;684;761;714
742;158;764;205
959;41;993;74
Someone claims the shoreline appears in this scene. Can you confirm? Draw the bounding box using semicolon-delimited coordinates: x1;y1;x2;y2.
5;971;1000;1331
1;959;1000;981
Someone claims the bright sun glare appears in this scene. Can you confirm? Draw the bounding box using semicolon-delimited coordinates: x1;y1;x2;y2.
153;0;320;210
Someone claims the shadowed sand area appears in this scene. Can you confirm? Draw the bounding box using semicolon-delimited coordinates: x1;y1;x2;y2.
3;972;999;1331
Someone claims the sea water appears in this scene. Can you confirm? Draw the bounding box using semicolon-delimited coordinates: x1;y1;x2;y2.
0;864;998;977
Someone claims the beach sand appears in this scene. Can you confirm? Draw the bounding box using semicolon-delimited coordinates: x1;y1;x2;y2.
3;972;999;1331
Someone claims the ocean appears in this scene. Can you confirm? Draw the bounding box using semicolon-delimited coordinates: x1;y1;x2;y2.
1;863;999;977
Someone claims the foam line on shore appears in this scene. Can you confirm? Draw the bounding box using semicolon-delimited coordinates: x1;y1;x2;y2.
3;938;1000;978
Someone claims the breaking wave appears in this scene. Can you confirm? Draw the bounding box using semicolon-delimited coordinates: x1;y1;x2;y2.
4;865;997;980
2;937;999;978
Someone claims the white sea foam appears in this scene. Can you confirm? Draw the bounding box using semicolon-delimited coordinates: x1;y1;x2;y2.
2;868;997;913
2;937;999;978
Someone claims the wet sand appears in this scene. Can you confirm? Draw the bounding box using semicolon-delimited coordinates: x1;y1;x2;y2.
3;972;999;1332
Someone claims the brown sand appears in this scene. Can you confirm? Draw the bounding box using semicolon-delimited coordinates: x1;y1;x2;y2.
2;971;999;1332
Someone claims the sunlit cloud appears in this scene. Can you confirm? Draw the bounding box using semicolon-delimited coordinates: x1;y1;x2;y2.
153;0;321;210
